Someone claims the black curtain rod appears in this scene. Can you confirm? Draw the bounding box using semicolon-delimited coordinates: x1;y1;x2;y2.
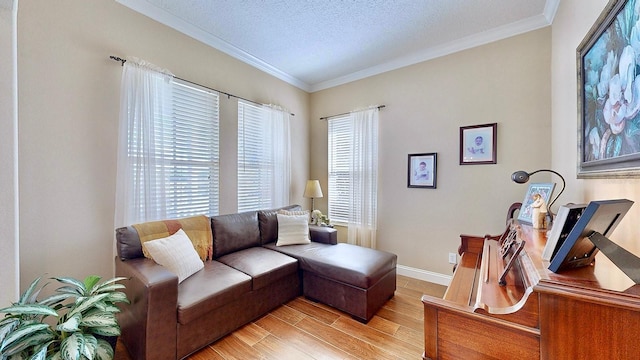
109;56;294;117
319;105;386;120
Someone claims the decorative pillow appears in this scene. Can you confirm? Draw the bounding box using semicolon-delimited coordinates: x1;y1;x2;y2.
276;213;311;246
257;205;304;245
278;209;310;223
142;229;204;283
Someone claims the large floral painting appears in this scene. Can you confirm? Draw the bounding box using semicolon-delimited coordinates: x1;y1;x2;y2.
579;0;640;177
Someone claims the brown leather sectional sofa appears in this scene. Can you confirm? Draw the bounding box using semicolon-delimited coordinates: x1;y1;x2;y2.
115;205;397;359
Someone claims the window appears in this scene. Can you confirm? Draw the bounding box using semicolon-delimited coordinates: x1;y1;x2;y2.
124;79;219;222
328;115;351;223
163;79;220;218
237;101;290;212
116;61;220;226
328;107;379;242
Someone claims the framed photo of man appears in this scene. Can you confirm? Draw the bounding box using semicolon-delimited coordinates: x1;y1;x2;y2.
460;123;497;165
408;153;437;189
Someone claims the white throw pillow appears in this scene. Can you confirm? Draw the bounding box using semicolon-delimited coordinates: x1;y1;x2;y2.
142;228;204;283
276;213;311;246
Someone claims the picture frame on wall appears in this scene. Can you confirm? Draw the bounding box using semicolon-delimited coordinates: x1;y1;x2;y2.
459;123;497;165
407;153;437;189
577;0;640;177
517;182;556;225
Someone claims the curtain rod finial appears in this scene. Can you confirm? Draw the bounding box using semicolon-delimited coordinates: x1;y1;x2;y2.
109;55;126;66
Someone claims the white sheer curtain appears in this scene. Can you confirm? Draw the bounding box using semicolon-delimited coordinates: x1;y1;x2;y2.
114;58;174;227
237;103;291;211
347;107;379;248
265;105;291;208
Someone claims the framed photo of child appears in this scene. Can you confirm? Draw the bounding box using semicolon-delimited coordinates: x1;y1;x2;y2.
408;153;437;189
460;123;497;165
517;182;556;225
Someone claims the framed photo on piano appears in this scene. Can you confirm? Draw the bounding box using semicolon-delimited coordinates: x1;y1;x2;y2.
517;182;556;224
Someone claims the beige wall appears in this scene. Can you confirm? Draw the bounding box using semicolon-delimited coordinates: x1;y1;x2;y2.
0;0;19;303
311;28;552;276
16;0;309;290
15;0;639;292
552;0;640;257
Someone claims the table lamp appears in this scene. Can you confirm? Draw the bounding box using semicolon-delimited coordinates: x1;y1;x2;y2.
303;180;323;211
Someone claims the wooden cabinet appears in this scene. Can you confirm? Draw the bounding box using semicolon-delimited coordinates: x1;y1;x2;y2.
422;222;640;359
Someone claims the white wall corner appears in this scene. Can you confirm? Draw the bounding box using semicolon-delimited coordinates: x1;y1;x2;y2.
397;264;452;287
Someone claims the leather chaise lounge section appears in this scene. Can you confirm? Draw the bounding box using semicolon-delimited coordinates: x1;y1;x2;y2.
115;205;397;360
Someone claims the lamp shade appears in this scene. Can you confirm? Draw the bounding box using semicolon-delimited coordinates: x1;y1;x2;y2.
303;180;323;198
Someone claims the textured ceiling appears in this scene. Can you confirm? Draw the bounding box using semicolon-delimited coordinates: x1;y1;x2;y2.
117;0;558;92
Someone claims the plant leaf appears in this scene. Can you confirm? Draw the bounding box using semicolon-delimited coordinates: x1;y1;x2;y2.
79;313;116;328
52;277;86;295
54;286;83;297
1;330;54;356
91;277;127;295
0;304;58;318
0;323;49;354
95;339;114;360
26;286;49;307
93;302;121;313
0;317;19;344
83;276;102;295
60;333;84;360
38;293;73;307
91;284;125;295
104;292;129;304
67;294;108;319
82;334;97;360
57;312;81;333
89;326;120;337
28;340;53;360
17;276;44;305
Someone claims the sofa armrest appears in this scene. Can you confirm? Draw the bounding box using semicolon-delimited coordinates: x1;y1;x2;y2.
309;225;338;245
115;257;178;360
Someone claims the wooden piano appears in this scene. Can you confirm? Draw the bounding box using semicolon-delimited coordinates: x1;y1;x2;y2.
422;220;640;359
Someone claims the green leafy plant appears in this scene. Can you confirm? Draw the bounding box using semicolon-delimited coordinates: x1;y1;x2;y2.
0;275;129;360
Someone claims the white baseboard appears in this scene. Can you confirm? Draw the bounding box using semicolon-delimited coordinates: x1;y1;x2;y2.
396;265;452;286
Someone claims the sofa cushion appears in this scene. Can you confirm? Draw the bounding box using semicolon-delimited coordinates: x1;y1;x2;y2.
217;247;298;290
265;243;397;289
276;213;311;246
257;204;303;245
177;260;252;325
211;211;260;258
115;225;144;260
142;229;204;283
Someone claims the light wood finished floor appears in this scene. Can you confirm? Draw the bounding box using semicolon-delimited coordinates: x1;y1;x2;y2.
115;275;446;359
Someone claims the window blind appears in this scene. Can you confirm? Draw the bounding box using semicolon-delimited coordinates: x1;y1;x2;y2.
238;101;273;211
130;79;220;219
166;79;219;217
328;115;351;223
